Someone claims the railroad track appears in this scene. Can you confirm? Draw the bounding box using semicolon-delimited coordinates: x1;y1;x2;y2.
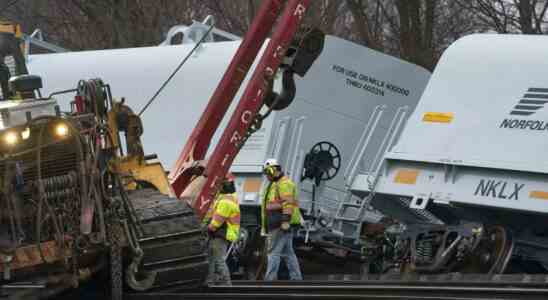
126;276;548;300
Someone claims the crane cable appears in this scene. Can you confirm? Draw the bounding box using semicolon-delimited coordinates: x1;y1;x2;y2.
138;25;214;117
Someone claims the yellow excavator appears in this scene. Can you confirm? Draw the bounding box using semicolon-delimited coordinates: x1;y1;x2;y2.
106;97;172;195
0;0;322;296
0;20;208;300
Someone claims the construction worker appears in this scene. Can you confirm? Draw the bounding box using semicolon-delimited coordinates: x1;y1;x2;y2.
261;158;303;280
205;173;240;286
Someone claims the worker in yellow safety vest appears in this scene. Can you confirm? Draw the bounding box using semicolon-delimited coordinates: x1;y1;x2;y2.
205;173;240;285
261;158;303;280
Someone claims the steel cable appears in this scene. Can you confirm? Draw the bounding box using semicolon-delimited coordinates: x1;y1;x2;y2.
138;25;214;117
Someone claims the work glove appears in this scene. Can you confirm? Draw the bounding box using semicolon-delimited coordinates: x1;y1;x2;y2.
281;222;290;231
207;227;216;238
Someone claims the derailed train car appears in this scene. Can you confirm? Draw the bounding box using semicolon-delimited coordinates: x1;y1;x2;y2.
353;34;548;275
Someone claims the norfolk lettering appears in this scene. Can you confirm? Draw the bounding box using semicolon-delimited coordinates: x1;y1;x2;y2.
474;179;524;200
500;118;548;131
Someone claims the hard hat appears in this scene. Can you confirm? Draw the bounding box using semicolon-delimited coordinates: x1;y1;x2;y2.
225;172;236;182
221;172;236;194
263;158;281;177
263;158;280;169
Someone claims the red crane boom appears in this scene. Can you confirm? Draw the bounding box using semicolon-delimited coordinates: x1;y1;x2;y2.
169;0;312;218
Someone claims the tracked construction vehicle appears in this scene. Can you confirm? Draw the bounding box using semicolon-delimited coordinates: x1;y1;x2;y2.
0;25;209;299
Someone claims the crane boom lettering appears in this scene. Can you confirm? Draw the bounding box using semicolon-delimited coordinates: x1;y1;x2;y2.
169;0;312;218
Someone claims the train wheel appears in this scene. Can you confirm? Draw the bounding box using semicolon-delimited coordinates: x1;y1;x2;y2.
458;225;514;274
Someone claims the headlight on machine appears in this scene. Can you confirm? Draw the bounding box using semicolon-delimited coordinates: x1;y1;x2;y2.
21;127;30;140
54;123;69;137
4;131;19;146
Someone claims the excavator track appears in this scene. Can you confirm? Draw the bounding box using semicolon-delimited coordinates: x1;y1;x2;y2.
127;188;209;290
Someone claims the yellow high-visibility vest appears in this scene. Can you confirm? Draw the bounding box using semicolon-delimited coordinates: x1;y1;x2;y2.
261;176;302;231
208;193;240;242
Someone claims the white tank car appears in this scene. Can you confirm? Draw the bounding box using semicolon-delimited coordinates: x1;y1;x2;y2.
355;34;548;273
26;33;430;251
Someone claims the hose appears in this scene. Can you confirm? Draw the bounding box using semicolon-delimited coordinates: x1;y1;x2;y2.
30;116;84;266
35;123;68;265
2;162;18;253
35;123;50;264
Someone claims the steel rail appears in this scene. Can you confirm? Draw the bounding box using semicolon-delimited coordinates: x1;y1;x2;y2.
126;279;548;300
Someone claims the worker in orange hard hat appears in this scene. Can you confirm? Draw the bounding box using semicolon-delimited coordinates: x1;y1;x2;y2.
203;173;236;226
205;172;240;286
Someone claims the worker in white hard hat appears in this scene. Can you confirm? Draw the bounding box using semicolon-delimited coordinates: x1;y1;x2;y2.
261;158;303;280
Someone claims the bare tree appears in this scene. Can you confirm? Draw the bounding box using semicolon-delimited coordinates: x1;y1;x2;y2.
344;0;475;70
457;0;548;34
304;0;345;36
200;1;256;36
393;0;437;70
200;0;345;38
345;0;386;51
4;0;539;71
3;0;208;50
